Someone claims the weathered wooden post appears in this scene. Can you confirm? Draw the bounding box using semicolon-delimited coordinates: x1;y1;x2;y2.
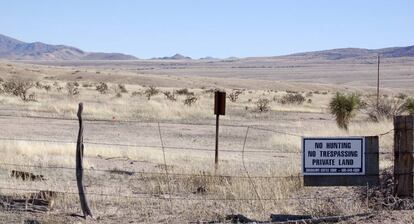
76;103;93;218
393;115;414;197
214;91;226;173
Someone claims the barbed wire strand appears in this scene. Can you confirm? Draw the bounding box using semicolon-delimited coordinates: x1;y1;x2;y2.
0;136;403;155
1;162;413;180
0;186;357;202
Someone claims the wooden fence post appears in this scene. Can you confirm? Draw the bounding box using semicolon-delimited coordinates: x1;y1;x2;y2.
76;103;93;218
393;115;414;197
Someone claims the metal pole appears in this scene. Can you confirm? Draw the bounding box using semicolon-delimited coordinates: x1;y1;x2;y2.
215;114;219;172
377;54;380;109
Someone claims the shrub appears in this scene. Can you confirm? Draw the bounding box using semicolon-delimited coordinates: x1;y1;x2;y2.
329;93;360;130
175;88;194;96
366;97;403;122
396;93;407;100
131;91;142;97
82;82;93;88
256;98;270;112
66;82;80;97
279;93;306;104
144;86;159;100
163;91;177;101
402;97;414;115
305;92;313;97
118;84;128;93
228;90;242;102
35;81;43;89
183;95;198;106
96;82;109;94
43;85;51;92
2;79;35;101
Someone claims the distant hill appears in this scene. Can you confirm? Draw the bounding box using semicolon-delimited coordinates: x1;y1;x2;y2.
0;33;137;60
289;46;414;60
153;53;192;60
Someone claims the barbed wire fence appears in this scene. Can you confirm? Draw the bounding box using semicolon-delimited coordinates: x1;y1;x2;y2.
0;113;410;220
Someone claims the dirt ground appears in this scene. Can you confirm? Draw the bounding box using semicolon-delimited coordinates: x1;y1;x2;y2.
0;59;413;223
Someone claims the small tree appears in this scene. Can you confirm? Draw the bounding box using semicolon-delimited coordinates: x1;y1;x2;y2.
118;84;128;93
163;91;177;101
228;90;242;102
66;82;80;97
256;98;270;112
96;82;109;94
329;93;360;130
2;79;34;101
183;95;198;106
144;86;159;100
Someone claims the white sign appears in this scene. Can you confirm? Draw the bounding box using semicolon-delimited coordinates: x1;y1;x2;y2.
302;137;365;175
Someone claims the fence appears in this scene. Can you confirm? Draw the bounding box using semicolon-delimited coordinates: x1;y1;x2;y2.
0;107;412;222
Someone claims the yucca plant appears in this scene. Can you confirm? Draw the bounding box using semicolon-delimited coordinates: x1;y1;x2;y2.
402;97;414;115
329;93;360;130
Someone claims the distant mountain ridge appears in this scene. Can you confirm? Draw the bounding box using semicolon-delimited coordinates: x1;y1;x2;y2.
0;34;137;60
1;33;413;61
289;46;414;60
152;53;192;60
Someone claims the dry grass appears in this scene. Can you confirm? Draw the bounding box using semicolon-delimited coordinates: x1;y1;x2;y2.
0;62;409;222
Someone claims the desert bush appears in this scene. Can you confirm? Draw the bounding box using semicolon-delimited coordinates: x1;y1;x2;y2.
131;91;142;97
365;97;403;122
144;86;159;100
82;82;93;88
228;90;242;102
43;85;51;92
2;79;35;101
256;98;270;112
118;84;128;93
279;93;306;104
112;85;123;98
402;97;414;115
0;77;4;83
35;81;43;89
96;82;109;94
307;98;312;104
329;93;360;130
66;82;80;97
286;90;298;94
163;91;177;101
175;88;194;96
183;95;198;106
396;93;407;100
56;86;63;92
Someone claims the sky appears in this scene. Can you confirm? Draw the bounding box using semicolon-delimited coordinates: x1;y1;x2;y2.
1;0;413;59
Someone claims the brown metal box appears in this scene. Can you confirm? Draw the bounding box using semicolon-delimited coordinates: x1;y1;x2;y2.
214;91;226;115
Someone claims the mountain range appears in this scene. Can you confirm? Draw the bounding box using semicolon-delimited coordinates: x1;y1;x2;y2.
0;34;137;60
0;33;413;61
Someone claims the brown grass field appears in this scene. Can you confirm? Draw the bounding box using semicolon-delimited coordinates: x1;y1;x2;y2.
0;57;413;223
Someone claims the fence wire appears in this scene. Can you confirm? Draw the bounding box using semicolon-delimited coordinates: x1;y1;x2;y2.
0;113;411;215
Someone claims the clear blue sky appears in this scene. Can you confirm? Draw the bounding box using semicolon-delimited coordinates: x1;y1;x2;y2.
1;0;413;59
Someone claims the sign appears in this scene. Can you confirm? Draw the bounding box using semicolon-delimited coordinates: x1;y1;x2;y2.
214;91;226;115
302;137;365;175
